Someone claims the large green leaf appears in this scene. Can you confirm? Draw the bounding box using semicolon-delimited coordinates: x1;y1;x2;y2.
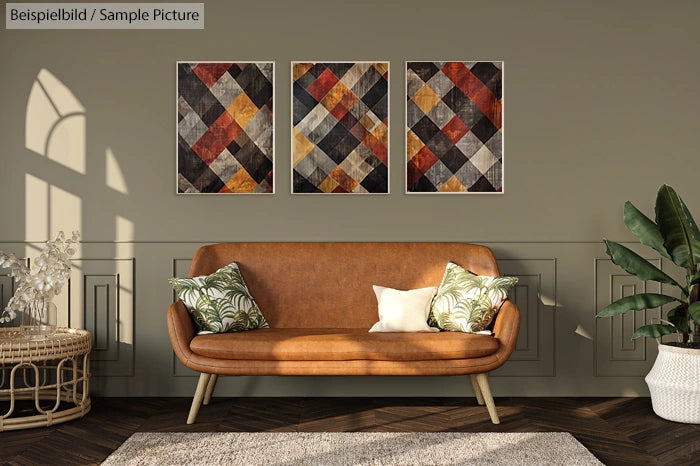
667;304;688;333
655;185;700;269
597;293;678;317
632;324;678;339
623;201;672;260
604;240;682;288
689;302;700;326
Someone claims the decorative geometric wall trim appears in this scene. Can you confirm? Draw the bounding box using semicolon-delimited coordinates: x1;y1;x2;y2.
292;61;389;194
406;61;503;193
595;258;663;377
171;258;199;377
0;259;25;320
177;61;274;194
492;259;556;377
0;273;12;313
68;259;135;377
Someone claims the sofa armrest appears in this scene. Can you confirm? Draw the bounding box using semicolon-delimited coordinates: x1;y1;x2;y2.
491;299;520;359
167;299;196;367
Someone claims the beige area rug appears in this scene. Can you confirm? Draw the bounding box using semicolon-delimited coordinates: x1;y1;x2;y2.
102;432;603;465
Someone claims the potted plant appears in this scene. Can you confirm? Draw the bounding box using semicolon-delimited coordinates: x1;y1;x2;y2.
597;184;700;423
0;231;79;338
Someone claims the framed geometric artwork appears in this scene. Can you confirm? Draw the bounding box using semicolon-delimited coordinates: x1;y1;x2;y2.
406;61;503;193
291;61;389;194
176;61;274;194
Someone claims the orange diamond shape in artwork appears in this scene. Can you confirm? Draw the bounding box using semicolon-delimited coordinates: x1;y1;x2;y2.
226;167;257;193
406;129;425;160
228;92;258;129
439;175;467;192
329;166;359;192
359;114;378;132
293;62;313;81
318;174;339;193
321;81;353;112
293;128;314;166
412;84;441;114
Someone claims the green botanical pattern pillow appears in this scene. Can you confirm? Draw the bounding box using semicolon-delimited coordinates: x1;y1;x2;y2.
168;261;269;334
429;261;518;333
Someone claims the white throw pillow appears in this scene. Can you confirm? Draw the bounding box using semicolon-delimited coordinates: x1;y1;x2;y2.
369;285;439;333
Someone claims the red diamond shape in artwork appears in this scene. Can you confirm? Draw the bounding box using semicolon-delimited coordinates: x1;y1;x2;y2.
412;145;439;174
306;68;340;102
330;102;349;121
442;115;470;144
407;159;425;188
362;133;388;166
192;111;242;165
441;62;501;129
193;63;232;88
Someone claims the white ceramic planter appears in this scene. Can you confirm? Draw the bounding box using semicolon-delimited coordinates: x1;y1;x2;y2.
645;343;700;424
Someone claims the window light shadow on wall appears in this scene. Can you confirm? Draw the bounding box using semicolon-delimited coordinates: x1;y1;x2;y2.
26;68;86;175
22;68;134;352
25;69;86;241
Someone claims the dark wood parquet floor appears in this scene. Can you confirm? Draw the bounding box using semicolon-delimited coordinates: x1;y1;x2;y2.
2;397;699;465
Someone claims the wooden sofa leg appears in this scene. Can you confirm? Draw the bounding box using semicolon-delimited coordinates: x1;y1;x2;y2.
475;373;500;424
187;373;211;425
203;374;218;405
469;375;485;405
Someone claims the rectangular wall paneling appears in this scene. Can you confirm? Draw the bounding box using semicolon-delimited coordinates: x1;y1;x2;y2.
594;257;664;377
493;259;556;377
68;258;136;377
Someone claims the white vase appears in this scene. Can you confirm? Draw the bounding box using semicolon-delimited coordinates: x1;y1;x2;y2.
645;343;700;424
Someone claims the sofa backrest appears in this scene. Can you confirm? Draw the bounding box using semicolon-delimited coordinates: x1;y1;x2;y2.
187;242;500;329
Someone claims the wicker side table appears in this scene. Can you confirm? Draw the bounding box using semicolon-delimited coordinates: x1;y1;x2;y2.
0;327;91;431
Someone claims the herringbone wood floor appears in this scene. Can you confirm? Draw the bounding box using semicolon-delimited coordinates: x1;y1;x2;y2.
2;397;699;465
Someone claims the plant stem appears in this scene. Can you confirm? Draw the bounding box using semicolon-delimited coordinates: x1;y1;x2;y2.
691;283;699;343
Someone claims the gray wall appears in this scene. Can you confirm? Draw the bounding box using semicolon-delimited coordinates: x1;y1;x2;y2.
1;0;699;396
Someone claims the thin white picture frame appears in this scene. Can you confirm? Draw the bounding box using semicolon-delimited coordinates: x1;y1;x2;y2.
404;60;504;195
290;60;390;195
175;60;276;195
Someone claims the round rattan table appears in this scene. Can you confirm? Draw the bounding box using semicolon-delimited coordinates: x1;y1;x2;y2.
0;327;91;431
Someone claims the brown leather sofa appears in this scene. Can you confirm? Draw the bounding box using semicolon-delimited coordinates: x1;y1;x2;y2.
167;242;520;424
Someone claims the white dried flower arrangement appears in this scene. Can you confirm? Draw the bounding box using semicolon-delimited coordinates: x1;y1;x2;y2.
0;231;80;324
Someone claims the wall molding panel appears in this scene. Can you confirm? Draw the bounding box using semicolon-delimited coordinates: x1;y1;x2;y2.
594;257;662;377
68;258;135;377
0;258;27;315
493;259;556;377
0;271;16;313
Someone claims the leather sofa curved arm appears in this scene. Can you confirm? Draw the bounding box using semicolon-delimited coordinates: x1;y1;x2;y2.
167;299;196;367
491;299;521;363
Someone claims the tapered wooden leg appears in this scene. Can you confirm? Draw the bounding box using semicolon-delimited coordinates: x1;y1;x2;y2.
469;374;485;405
475;372;500;424
187;373;211;425
203;374;218;405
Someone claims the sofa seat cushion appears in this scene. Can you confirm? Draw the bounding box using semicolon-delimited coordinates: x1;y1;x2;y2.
189;328;500;361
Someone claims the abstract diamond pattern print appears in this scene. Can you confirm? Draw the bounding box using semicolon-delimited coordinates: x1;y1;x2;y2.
292;62;389;193
177;62;274;193
406;61;503;193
